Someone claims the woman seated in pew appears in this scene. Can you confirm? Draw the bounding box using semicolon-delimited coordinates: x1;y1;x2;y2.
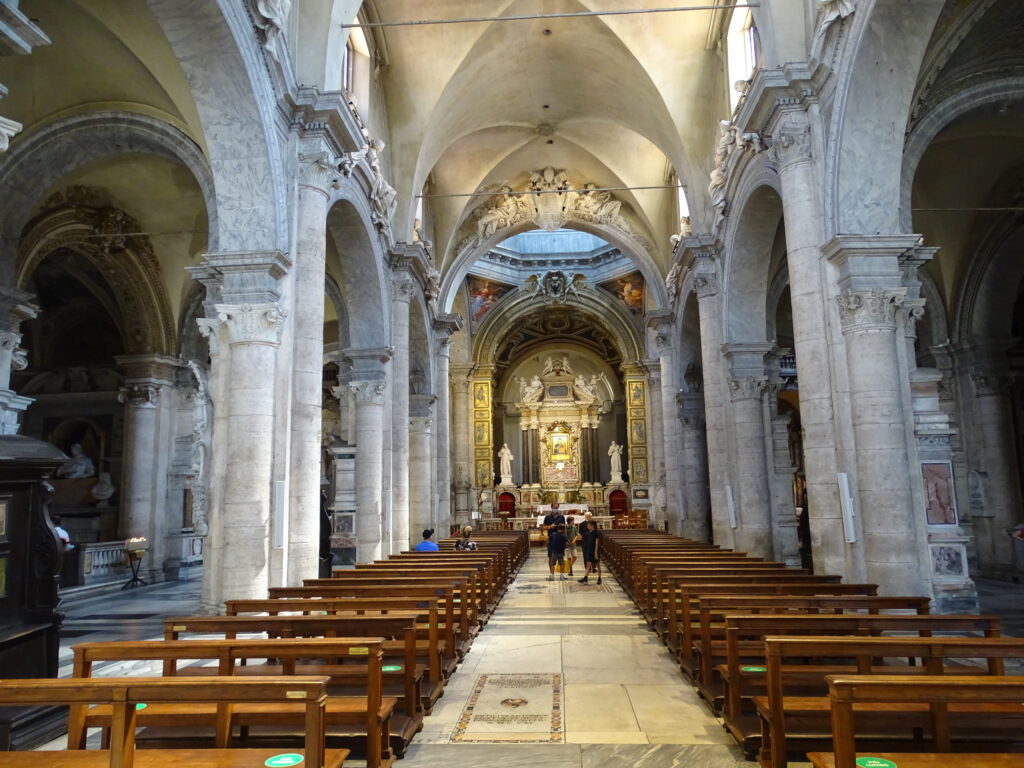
415;528;439;552
455;526;478;551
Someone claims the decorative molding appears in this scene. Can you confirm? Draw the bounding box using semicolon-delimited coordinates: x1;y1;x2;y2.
297;150;341;196
768;121;812;168
215;302;287;345
835;288;905;334
350;377;387;404
393;278;416;303
118;382;161;407
523;270;586;304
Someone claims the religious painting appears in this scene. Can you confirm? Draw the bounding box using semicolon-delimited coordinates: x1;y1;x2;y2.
474;423;488;446
628;382;644;406
473;382;490;408
476;460;492;488
467;276;514;322
550;432;571;462
599;271;645;314
629;407;645;420
922;461;957;525
630;420;647;444
632;458;648;484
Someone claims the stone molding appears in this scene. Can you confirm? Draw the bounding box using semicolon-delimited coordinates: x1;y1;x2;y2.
646;309;675;353
835;288;905;334
215;302;287;346
115;354;181;384
196;318;221;359
693;272;720;299
409;416;433;432
729;376;768;402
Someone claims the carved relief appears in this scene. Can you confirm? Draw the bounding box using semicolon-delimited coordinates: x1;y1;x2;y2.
350;378;387;404
298;150;341;195
248;0;292;62
118;382;161;406
693;273;720;299
768;123;812;168
216;303;287;345
729;376;769;402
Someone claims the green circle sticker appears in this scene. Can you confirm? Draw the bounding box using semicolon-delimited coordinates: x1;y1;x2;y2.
856;759;897;768
265;755;304;767
741;666;767;673
135;703;147;711
382;665;402;672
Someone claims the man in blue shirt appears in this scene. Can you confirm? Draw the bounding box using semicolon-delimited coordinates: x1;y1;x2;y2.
547;524;568;581
414;528;439;551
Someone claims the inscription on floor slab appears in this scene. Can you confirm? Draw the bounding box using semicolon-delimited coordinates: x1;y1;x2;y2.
451;673;563;743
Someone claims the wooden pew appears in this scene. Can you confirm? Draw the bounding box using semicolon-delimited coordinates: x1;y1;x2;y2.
269;583;466;669
807;675;1024;768
163;615;422;756
224;597;444;710
0;676;346;768
69;639;384;767
714;613;1002;720
759;636;1024;768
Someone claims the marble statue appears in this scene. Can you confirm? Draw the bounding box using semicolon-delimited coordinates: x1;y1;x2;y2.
574;183;622;222
249;0;292;62
670;215;693;246
367;139;397;235
608;441;624;483
708;166;727;225
57;443;96;479
566;273;586;299
520;375;543;402
425;267;440;315
819;0;856;26
476;185;526;242
498;443;514;484
573;375;598;404
90;471;115;506
665;263;682;305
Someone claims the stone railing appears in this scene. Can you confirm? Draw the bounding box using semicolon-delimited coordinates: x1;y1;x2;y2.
81;541;129;584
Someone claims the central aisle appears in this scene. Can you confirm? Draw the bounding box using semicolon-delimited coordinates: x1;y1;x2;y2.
401;551;750;767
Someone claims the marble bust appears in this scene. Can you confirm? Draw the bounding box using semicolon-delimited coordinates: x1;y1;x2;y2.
57;443;96;479
90;471;115;506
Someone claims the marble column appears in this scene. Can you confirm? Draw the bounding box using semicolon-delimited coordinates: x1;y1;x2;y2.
693;253;732;546
677;392;711;542
650;312;685;533
642;360;667;526
116;355;178;580
288;148;337;585
0;287;36;434
968;369;1020;570
724;343;773;558
345;348;391;562
389;263;415;554
217;301;288;600
450;363;475;526
827;235;927;596
770;115;849;578
409;394;434;548
197;312;228;614
432;315;460;533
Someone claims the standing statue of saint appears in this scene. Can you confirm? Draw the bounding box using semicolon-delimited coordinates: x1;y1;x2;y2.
608;441;624;483
498;443;514;483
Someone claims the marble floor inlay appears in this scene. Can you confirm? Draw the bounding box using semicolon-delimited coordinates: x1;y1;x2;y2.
451;673;563;743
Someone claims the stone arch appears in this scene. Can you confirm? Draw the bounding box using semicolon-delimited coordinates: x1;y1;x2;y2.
900;77;1024;233
326;193;390;349
472;291;643;367
147;0;287;253
16;202;176;357
0;111;217;284
825;0;946;236
722;180;784;343
325;273;352;353
439;219;669;316
954;216;1024;344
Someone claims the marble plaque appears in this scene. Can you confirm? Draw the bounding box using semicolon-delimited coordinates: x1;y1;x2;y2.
452;674;563;743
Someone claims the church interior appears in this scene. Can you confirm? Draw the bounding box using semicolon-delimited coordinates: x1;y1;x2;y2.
0;0;1022;765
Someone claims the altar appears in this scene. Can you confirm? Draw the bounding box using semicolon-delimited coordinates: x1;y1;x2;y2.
537;503;588;515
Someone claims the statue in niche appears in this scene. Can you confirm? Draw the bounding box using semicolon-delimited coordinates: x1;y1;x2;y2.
573;375;598;404
498;443;514;480
57;443;96;479
519;376;543;403
608;441;624;483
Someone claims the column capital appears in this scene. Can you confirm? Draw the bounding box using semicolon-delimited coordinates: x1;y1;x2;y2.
676;390;706;427
350;376;387;404
118;382;162;407
835;288;905;334
646;309;675;353
723;341;773;376
297;146;341;197
433;313;464;352
410;392;437;418
767;118;812;169
409;416;433;432
342;346;393;382
823;234;920;292
728;375;769;402
215;302;288;346
393;277;416;303
289;87;365;160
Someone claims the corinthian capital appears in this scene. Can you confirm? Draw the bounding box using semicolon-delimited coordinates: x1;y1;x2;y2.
215;302;287;345
835;288;905;334
693;273;719;299
118;382;160;406
298;150;341;196
768;122;812;168
393;279;416;303
729;376;768;402
350;377;387;404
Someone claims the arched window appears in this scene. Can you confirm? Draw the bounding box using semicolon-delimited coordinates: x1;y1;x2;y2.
341;21;371;116
726;9;759;112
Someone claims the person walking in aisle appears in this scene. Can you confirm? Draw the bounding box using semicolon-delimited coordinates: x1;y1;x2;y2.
577;519;602;585
547;523;568;581
564;515;580;576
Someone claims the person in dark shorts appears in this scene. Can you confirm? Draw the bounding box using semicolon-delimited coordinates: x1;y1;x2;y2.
577;520;602;585
547;523;568;581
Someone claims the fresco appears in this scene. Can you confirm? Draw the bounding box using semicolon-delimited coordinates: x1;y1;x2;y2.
467;276;514;322
599;271;645;314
